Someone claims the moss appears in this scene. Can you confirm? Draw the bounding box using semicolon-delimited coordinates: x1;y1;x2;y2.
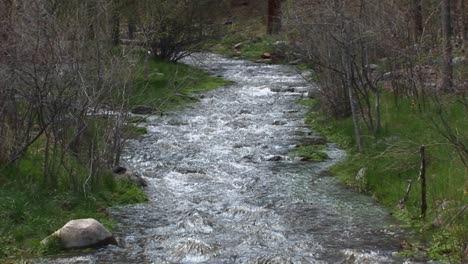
125;124;148;138
290;145;329;161
112;183;148;205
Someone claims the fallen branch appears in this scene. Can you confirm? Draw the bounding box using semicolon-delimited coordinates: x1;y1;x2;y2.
399;179;413;209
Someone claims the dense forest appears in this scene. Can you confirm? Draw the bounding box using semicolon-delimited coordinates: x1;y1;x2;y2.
0;0;467;262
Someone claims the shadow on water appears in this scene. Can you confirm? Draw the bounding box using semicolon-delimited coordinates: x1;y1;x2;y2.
38;54;418;264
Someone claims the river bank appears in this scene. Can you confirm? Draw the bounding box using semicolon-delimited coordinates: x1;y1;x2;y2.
34;53;419;263
301;95;467;262
0;55;230;263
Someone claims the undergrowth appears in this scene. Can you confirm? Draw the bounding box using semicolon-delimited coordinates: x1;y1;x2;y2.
302;95;467;262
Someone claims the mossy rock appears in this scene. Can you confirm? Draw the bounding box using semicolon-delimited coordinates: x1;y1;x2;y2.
290;145;329;161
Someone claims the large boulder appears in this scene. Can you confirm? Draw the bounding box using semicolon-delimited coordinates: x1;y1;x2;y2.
42;219;117;249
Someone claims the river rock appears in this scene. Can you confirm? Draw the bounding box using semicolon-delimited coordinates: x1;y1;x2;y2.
255;59;272;64
288;59;303;65
366;64;379;71
262;52;272;59
113;166;148;187
167;118;189;126
42;219;117;249
270;85;295;93
131;105;154;115
452;56;466;65
272;120;287;126
249;37;262;44
301;137;327;146
265;155;283;161
273;40;287;47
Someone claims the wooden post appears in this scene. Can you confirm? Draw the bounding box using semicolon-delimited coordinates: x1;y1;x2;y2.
420;145;427;221
399;179;413;209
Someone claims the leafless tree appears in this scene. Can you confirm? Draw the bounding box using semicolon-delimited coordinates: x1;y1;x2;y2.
137;0;227;61
0;0;135;191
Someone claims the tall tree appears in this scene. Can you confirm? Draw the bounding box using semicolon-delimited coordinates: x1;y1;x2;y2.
441;0;453;92
455;0;467;50
267;0;282;34
412;0;423;41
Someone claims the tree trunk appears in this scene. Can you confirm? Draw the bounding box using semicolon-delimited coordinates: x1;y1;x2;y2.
374;88;381;134
267;0;282;35
455;0;467;50
344;21;364;153
412;0;423;41
112;12;120;46
128;19;136;39
441;0;453;92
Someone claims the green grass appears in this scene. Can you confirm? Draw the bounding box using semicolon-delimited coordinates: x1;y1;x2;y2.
132;57;232;111
0;135;147;262
125;124;148;138
302;95;467;261
0;166;146;262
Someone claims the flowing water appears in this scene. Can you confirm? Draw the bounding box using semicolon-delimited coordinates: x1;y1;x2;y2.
41;54;413;264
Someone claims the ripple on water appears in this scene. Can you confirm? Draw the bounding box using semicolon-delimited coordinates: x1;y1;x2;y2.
176;210;214;234
169;238;218;263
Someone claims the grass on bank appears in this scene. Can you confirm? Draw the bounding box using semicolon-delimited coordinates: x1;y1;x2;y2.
303;95;467;261
132;56;232;111
212;34;282;62
0;148;147;262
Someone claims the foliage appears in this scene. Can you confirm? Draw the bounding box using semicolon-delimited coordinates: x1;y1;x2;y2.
0;0;136;186
304;95;467;260
138;0;227;61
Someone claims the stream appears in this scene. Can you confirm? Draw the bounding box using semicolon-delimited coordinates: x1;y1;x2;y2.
41;54;413;264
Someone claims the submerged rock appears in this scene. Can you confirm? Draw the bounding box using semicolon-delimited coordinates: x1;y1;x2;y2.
131;105;154;115
42;219;117;249
272;120;287;126
265;155;284;161
255;59;272;64
239;109;252;115
288;59;303;65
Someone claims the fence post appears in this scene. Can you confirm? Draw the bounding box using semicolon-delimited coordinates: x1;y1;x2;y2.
420;145;427;221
